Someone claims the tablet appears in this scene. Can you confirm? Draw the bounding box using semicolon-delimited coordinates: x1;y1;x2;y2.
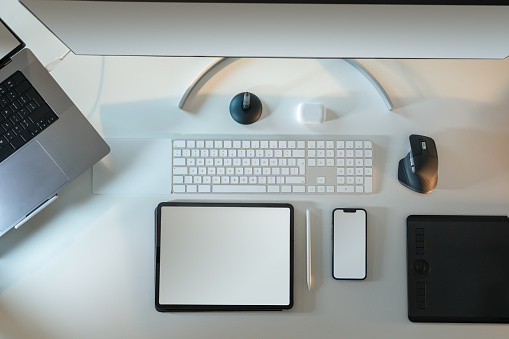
407;215;509;323
155;202;294;312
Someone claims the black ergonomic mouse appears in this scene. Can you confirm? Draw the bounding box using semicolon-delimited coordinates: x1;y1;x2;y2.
398;134;438;194
229;92;262;125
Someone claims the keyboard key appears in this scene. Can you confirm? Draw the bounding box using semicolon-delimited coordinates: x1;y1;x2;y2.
15;81;31;95
281;185;292;193
293;185;306;193
11;71;25;84
364;177;373;193
3;130;14;141
0;144;15;162
198;185;211;192
173;140;186;148
172;185;186;193
286;176;305;184
28;104;50;124
337;185;355;193
173;167;188;175
0;96;10;107
173;176;184;184
267;185;280;193
293;150;305;157
9;136;24;150
173;158;186;166
212;185;267;193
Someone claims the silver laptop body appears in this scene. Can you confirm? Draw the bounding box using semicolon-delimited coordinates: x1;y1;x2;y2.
0;18;110;237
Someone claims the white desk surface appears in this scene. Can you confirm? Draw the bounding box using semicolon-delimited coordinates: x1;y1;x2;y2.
1;1;509;338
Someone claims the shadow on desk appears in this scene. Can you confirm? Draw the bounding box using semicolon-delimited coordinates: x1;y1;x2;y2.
0;301;40;339
437;128;509;191
0;172;111;293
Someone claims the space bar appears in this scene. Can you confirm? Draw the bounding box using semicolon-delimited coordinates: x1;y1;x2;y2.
212;185;267;193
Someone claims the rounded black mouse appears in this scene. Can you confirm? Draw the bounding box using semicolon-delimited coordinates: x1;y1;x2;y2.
229;92;262;125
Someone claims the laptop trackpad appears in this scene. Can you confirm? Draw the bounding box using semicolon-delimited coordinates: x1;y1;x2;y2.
0;141;69;231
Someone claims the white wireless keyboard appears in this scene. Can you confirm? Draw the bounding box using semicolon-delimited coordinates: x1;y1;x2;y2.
171;136;374;194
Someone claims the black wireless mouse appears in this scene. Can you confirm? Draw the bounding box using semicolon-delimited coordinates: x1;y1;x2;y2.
398;134;438;194
229;92;262;125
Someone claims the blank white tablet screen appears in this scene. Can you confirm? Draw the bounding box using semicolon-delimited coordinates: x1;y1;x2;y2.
158;205;291;306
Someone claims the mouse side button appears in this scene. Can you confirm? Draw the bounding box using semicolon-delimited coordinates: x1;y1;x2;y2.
425;137;437;158
409;135;423;156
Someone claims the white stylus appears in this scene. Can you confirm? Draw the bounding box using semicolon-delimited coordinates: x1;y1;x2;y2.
306;209;312;291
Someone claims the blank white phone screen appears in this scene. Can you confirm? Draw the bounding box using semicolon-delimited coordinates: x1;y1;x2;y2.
333;209;366;280
158;205;291;306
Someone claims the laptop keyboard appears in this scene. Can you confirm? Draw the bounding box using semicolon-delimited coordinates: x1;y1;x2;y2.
0;71;58;163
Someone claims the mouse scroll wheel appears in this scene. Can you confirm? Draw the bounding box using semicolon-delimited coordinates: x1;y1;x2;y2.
410;156;415;173
420;141;427;150
242;92;251;111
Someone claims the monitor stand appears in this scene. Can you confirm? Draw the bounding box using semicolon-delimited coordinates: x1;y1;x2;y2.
179;58;394;111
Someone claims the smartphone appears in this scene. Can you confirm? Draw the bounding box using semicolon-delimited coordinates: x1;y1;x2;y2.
332;208;367;280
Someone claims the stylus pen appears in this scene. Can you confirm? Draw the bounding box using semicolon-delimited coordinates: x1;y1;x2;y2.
306;209;312;291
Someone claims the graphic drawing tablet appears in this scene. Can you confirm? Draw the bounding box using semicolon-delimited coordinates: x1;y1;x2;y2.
407;215;509;323
155;202;294;312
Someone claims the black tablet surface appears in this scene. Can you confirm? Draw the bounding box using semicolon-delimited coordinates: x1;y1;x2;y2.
407;215;509;323
155;202;294;312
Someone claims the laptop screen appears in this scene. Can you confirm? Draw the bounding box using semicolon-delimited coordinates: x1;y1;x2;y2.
0;19;25;66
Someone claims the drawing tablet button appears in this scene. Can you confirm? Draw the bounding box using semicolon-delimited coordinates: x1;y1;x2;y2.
411;259;430;278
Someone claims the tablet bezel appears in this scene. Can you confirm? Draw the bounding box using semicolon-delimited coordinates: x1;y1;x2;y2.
155;201;294;312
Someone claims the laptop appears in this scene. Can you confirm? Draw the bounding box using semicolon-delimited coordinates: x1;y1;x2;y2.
0;18;110;237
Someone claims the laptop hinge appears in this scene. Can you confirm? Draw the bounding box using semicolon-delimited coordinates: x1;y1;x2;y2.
0;58;12;70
